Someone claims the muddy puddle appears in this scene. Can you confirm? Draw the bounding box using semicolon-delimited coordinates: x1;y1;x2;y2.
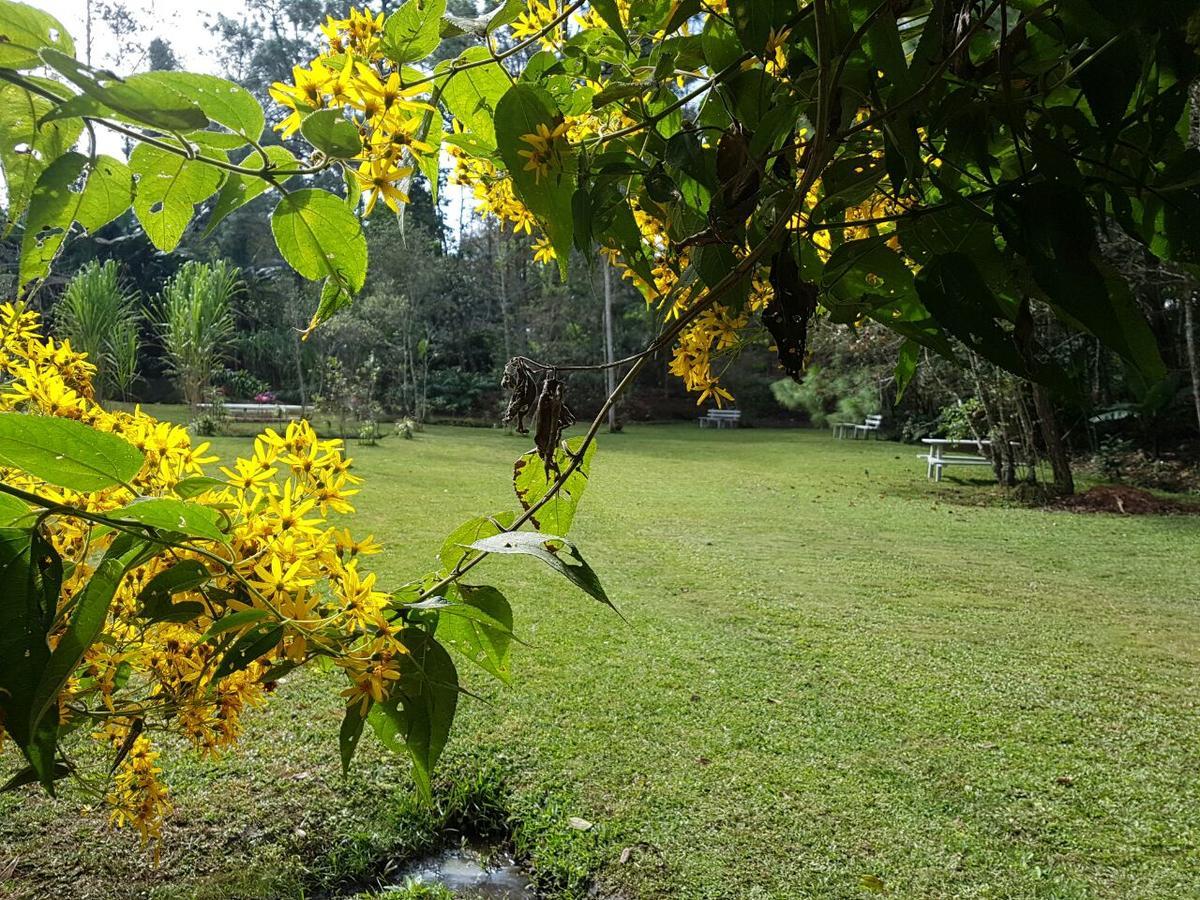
372;842;535;898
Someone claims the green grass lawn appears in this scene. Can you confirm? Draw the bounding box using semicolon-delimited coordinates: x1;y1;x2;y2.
3;425;1198;899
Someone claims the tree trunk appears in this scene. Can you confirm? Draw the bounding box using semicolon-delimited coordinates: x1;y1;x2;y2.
1031;381;1074;495
496;226;513;363
603;258;617;432
1185;292;1200;435
293;330;307;412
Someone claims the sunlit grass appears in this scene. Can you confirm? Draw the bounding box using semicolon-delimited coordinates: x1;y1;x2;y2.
3;424;1198;898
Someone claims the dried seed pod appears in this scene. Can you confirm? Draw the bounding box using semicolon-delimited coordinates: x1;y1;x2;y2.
762;242;818;383
532;373;575;476
501;358;538;433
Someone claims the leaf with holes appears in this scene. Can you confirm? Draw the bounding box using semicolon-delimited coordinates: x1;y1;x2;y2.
149;71;264;140
381;0;446;65
0;78;82;228
0;0;74;69
39;49;208;131
130;142;224;252
19;151;131;285
512;436;595;537
0;412;144;491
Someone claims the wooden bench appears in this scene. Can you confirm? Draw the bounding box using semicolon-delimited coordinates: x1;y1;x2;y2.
834;414;882;439
197;402;306;423
698;409;741;428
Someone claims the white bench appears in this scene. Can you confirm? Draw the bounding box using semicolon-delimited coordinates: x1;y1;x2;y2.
920;438;996;481
698;409;741;428
834;414;882;439
197;402;306;422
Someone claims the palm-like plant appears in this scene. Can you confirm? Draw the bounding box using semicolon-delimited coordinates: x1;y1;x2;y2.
155;261;239;409
55;260;140;402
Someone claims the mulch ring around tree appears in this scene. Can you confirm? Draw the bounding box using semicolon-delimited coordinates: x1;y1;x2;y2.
1053;484;1200;516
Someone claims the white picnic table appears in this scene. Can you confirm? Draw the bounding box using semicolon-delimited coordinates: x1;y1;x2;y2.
920;438;997;481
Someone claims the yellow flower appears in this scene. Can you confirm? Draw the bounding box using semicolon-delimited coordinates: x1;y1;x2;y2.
765;27;791;77
531;235;557;265
269;59;337;136
219;457;277;493
251;555;316;602
354;157;413;215
517;121;569;182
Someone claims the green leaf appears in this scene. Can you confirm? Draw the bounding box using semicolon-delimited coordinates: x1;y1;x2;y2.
0;412;144;491
821;237;915;312
29;533;151;738
339;700;368;775
512;436;595;536
591;0;631;51
203;145;297;237
367;627;458;798
201;608;271;641
894;340;919;402
702;13;743;72
138;559;210;624
914;252;1029;376
130;142;225;252
312;276;355;331
440;47;509;147
110;497;228;544
440;0;524;36
148;71;264;140
0;491;32;526
438;511;515;572
300;108;363;158
382;0;446;65
0;761;71;793
213;622;282;680
495;83;575;274
19;152;131;285
995;183;1165;379
0;528;58;790
0;78;83;227
271;188;367;311
187;130;253;151
728;0;786;54
436;585;514;683
469;531;615;612
0;1;74;69
172;475;229;498
39;49;208;131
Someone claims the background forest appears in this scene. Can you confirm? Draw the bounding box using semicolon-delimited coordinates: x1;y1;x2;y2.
4;0;1198;498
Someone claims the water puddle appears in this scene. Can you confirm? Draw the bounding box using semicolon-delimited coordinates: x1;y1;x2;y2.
380;843;535;898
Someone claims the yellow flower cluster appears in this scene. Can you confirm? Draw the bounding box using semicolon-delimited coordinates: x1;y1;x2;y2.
0;303;399;848
511;0;565;49
269;8;435;215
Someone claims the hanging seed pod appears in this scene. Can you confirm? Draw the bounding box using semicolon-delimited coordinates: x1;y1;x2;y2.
532;373;575;476
501;358;539;433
